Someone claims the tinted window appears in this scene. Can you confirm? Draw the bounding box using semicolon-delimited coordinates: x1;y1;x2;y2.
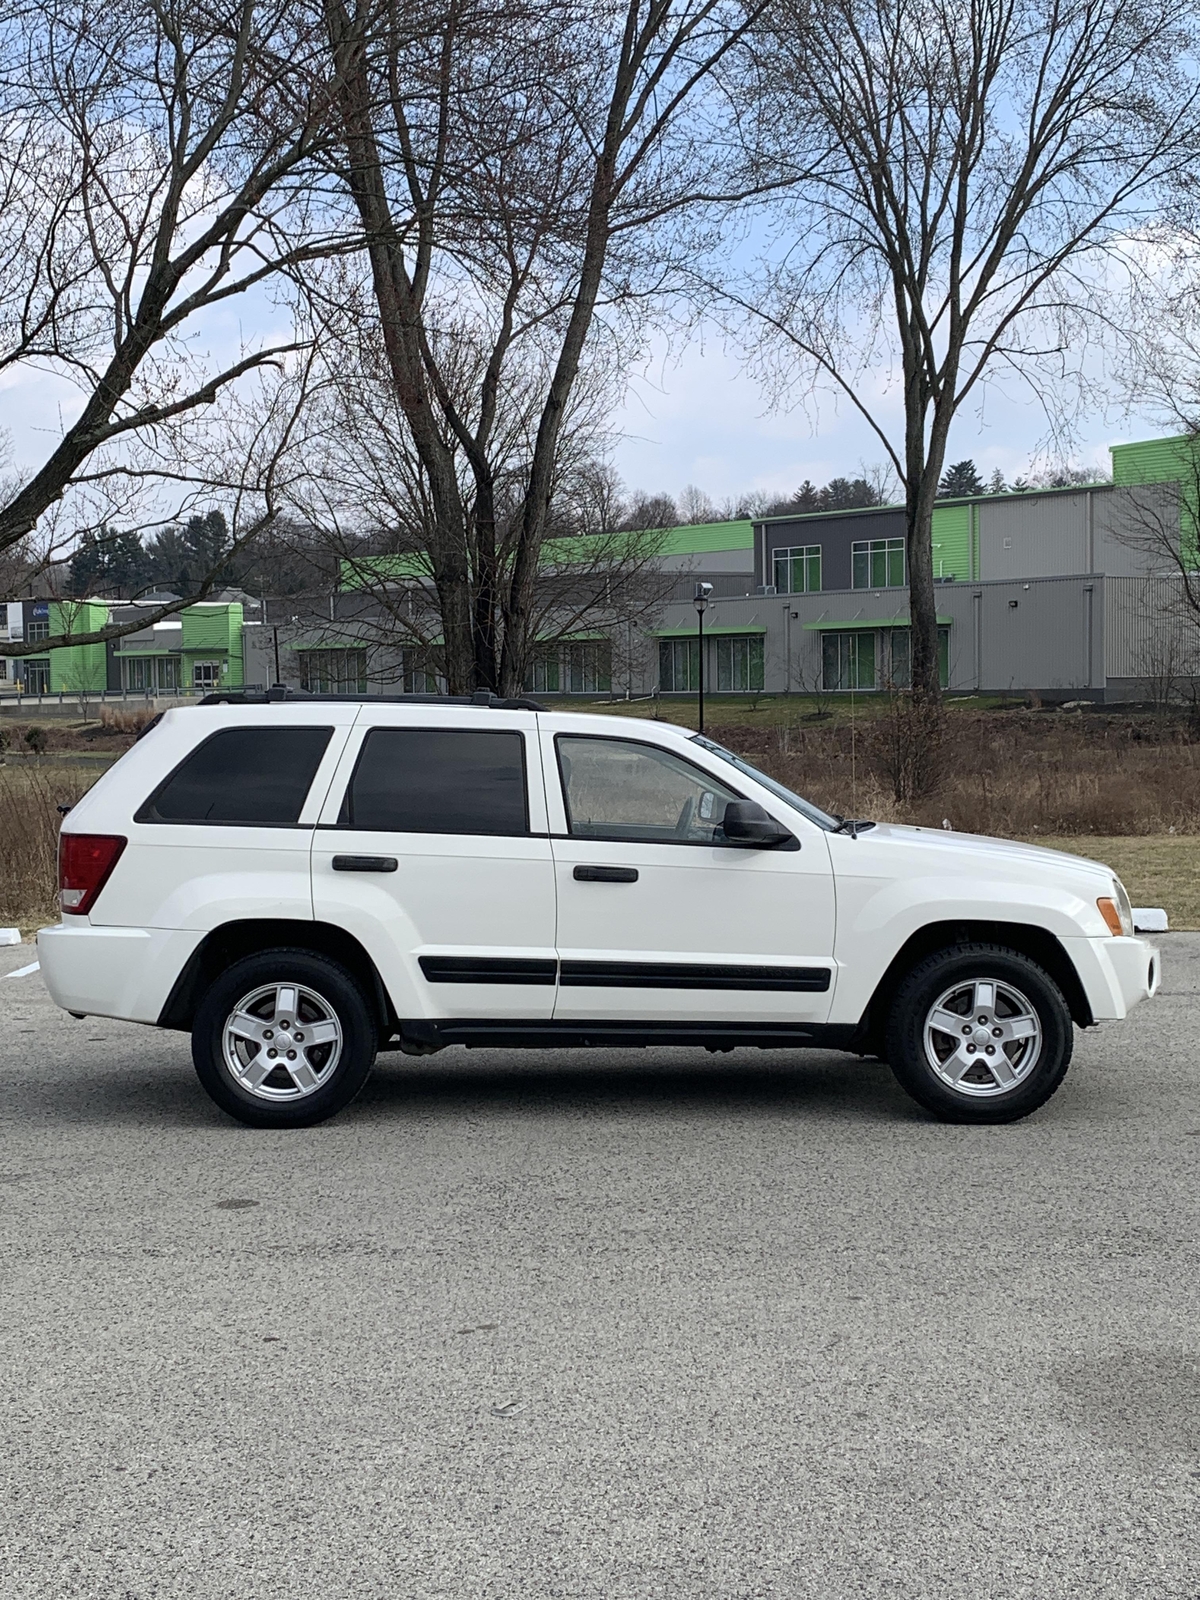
137;727;333;825
340;729;528;835
557;736;740;844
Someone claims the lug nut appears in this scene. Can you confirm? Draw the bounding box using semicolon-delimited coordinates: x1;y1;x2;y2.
293;1032;304;1042
263;1029;273;1040
962;1025;971;1035
287;1050;297;1060
992;1027;1002;1037
985;1046;995;1055
977;1015;988;1024
267;1048;277;1059
966;1044;976;1054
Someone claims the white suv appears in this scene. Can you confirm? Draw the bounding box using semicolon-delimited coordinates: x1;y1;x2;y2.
39;693;1159;1127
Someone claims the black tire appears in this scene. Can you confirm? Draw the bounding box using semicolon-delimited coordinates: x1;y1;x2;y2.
192;948;377;1127
885;942;1073;1124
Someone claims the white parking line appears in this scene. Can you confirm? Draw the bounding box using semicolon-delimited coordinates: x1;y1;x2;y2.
5;961;40;979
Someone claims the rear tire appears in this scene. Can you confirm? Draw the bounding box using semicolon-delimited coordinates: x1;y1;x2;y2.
886;943;1073;1123
192;948;376;1127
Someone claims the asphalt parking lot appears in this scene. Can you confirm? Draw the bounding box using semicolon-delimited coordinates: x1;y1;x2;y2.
1;937;1198;1600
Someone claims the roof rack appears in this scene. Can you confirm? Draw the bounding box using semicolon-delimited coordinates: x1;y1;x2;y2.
199;687;548;712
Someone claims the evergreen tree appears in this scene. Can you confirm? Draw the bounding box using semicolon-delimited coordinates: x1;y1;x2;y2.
937;460;986;498
145;510;233;594
67;525;151;595
986;469;1007;495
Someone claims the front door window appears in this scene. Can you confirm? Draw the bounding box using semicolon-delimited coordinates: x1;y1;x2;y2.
557;736;740;845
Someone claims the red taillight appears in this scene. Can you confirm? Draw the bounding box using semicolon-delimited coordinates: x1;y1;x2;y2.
59;833;126;916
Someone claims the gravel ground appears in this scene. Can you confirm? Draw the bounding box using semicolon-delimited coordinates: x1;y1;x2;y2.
1;936;1197;1600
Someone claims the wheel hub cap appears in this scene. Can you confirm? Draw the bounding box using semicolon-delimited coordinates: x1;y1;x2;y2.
922;978;1042;1097
221;982;343;1102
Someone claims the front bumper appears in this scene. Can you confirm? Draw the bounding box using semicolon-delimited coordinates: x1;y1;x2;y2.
1061;935;1160;1022
38;922;204;1024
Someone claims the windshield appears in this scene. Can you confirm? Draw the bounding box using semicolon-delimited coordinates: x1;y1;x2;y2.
690;735;840;831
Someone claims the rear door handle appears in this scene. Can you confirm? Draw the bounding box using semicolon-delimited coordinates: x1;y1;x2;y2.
573;865;638;883
332;855;398;873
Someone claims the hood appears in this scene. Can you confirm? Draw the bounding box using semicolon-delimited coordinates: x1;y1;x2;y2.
844;821;1116;888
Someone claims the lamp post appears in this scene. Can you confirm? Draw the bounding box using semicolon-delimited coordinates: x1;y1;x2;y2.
693;581;713;733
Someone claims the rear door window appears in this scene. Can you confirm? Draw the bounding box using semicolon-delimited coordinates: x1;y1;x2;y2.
338;728;528;835
136;727;334;825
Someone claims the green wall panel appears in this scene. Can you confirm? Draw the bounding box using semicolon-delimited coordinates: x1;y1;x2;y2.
48;600;109;692
930;503;972;579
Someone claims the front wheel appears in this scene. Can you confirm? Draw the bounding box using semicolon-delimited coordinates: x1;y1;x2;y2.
886;943;1073;1123
192;949;377;1127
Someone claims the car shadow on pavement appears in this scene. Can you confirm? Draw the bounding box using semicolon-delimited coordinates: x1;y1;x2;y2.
358;1047;918;1125
5;1044;924;1129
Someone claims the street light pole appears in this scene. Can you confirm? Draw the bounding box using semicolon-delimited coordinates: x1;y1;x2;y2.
693;582;713;733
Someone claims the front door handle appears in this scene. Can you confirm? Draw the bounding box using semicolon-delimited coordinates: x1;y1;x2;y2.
573;865;638;883
332;855;398;873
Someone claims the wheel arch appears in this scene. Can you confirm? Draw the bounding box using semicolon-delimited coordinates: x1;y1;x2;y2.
157;919;398;1038
855;919;1094;1053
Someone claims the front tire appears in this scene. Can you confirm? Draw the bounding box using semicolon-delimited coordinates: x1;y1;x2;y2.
192;949;376;1127
886;943;1073;1123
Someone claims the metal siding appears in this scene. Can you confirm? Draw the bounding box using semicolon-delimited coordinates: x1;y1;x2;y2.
976;493;1088;579
1092;483;1182;576
1103;574;1195;682
977;577;1097;692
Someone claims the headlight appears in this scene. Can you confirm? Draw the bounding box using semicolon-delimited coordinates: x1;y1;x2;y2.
1112;877;1135;936
1097;879;1135;937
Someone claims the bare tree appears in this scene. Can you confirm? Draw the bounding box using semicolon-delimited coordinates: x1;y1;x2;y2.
734;0;1200;704
317;0;768;695
286;349;675;692
0;0;342;655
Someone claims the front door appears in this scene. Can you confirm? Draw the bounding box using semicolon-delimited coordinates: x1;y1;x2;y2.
313;709;557;1021
541;725;837;1024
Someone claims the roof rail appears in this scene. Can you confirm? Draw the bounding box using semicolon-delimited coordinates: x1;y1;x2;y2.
198;687;548;712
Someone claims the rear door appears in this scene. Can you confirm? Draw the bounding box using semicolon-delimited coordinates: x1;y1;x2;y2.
541;722;837;1024
312;707;557;1021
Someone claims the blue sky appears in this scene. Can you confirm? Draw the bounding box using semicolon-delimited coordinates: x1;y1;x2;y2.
610;324;1162;505
0;307;1166;514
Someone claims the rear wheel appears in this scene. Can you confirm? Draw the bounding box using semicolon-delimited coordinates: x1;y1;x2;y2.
886;943;1073;1123
192;949;376;1127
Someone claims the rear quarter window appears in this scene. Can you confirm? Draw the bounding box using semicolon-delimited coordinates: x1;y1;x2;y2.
135;726;334;825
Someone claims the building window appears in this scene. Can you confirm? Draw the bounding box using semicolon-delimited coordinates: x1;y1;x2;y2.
121;656;181;693
23;659;51;694
25;619;50;642
714;635;764;691
659;637;699;692
773;545;821;594
397;650;441;694
852;538;905;589
192;660;223;690
822;632;876;691
881;627;950;690
526;641;613;695
300;648;368;694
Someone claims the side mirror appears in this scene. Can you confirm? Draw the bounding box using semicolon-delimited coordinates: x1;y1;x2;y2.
722;799;796;849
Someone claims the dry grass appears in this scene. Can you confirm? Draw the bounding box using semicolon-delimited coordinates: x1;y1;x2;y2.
728;710;1200;837
0;764;96;929
97;704;159;734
